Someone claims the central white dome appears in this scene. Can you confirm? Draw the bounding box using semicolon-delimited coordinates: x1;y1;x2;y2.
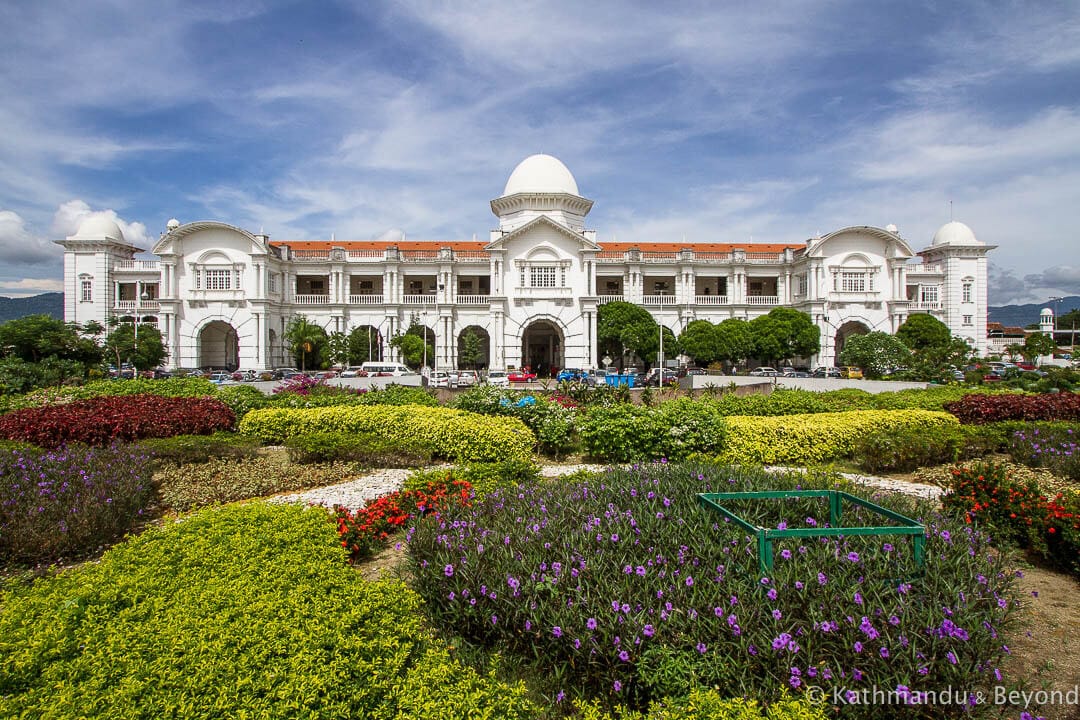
502;154;579;196
931;220;981;246
73;215;125;242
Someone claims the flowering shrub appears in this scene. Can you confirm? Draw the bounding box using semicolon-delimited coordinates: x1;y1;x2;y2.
268;378;436;409
0;502;536;718
407;460;1023;715
1008;424;1080;481
0;394;235;447
942;459;1080;576
944;392;1080;424
334;476;472;562
450;385;577;457
0;444;154;563
572;689;826;719
404;459;540;499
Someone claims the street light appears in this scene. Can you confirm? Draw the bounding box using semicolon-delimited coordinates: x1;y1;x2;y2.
433;282;445;377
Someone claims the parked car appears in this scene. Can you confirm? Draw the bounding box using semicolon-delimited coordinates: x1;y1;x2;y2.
209;371;235;385
339;366;368;378
749;367;779;377
231;369;258;382
679;367;708;377
812;366;842;378
508;369;537;382
643;368;679;386
429;370;453;388
487;370;510;387
455;369;480;387
256;369;283;381
557;368;584;382
840;366;863;379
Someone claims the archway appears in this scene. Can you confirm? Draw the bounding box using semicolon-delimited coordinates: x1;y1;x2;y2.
350;324;384;364
457;326;490;370
521;319;563;377
199;320;239;370
834;320;870;365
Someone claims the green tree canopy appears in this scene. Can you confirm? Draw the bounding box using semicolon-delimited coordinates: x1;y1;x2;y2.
714;318;754;365
284;316;329;371
1021;332;1057;361
748;308;820;365
838;332;912;379
458;328;485;369
346;326;380;365
677;320;719;365
597;301;660;369
389;331;430;370
896;314;952;350
326;331;351;368
0;314;102;366
104;323;167;371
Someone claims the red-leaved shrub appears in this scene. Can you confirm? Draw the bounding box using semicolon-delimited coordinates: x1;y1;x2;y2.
0;394;235;447
944;392;1080;424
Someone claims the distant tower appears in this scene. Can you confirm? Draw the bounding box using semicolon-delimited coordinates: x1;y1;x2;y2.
1040;307;1054;334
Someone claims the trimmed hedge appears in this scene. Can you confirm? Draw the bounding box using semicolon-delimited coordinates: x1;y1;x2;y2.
944;391;1080;424
0;394;235;447
579;399;728;462
284;431;432;466
239;405;534;462
719;409;960;465
0;502;536;719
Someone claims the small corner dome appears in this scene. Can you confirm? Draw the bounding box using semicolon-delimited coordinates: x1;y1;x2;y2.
166;218;180;230
502;154;579;197
73;215;124;242
1041;307;1054;316
931;220;981;246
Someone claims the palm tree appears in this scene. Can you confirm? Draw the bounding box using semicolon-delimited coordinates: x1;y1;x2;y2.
284;316;328;372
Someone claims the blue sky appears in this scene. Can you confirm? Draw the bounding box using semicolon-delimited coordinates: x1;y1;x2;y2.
1;0;1078;305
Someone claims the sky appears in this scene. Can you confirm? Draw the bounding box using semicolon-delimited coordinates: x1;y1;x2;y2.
0;0;1077;305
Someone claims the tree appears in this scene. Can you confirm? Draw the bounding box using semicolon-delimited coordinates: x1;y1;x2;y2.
104;323;166;371
748;308;820;365
0;314;102;366
347;326;378;365
910;337;974;383
597;301;661;369
896;314;951;350
714;319;755;366
1021;332;1057;362
389;332;430;370
284;316;329;371
326;331;351;369
838;332;912;379
677;320;719;365
458;328;485;369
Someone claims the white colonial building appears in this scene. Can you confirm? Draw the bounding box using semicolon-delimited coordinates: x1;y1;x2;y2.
58;154;995;372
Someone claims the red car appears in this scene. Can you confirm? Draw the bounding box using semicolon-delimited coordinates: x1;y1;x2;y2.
508;370;537;382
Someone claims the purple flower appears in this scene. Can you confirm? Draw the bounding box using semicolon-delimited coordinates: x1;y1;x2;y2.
853;591;863;605
772;609;783;620
587;617;598;630
619;650;630;662
491;615;498;625
817;572;828;585
444;564;454;576
552;626;563;638
767;588;778;601
555;691;565;703
643;624;655;637
636;565;647;576
696;642;707;654
805;516;817;527
880;647;890;658
685;576;694;587
947;651;958;665
847;552;860;563
780;549;792;560
613;681;622;692
854;641;863;653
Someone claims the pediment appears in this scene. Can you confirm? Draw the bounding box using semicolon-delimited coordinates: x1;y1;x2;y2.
485;215;600;253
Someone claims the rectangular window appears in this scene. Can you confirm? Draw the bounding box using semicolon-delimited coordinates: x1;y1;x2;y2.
920;285;939;303
841;272;866;293
530;266;556;288
268;273;278;292
80;280;92;302
962;283;973;303
963;315;973;326
205;269;231;290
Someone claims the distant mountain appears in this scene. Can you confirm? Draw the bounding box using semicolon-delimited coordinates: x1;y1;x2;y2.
0;293;65;324
989;295;1080;329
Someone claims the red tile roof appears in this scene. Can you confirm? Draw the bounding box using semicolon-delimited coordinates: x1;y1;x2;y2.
270;240;805;253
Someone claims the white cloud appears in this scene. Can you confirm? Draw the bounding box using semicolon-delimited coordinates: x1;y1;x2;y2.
0;210;58;264
51;200;149;248
0;278;65;297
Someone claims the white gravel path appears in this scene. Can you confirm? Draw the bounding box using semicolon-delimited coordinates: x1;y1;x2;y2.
268;463;942;512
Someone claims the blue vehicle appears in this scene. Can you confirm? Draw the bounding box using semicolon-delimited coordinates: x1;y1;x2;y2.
557;368;584;382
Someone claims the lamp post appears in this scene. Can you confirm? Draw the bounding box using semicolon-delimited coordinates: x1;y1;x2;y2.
1049;296;1062;341
434;282;444;377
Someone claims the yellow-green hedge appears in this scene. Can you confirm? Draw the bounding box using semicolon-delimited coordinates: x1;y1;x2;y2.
718;409;959;465
238;405;534;463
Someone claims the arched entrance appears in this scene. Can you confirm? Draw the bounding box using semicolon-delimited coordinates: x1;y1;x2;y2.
350;324;384;363
457;326;490;370
834;320;870;365
199;320;239;370
521;319;563;377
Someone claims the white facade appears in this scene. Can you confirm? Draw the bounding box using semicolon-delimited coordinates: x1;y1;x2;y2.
58;154;996;371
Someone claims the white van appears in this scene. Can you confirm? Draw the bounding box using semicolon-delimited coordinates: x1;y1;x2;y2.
360;361;416;377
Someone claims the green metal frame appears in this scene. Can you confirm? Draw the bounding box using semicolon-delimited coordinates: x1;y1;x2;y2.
697;490;926;575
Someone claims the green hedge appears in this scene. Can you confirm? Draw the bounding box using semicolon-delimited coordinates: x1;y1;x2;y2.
720;409;960;465
0;503;535;719
239;405;534;462
578;399;728;462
